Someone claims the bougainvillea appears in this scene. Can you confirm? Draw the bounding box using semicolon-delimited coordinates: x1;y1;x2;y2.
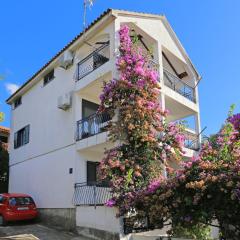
98;25;185;216
98;24;240;239
131;107;240;239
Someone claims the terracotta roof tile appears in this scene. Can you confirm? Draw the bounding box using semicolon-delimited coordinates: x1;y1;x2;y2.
0;126;10;134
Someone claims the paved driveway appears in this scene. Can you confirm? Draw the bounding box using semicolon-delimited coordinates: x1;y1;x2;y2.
0;222;91;240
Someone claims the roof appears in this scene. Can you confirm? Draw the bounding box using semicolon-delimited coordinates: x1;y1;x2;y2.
0;126;10;135
6;9;201;103
6;8;113;104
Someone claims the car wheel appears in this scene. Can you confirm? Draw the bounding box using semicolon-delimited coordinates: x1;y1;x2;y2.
0;215;7;226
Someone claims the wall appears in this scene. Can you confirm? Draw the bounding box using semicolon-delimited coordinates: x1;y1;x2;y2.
9;144;76;208
9;65;76;165
38;208;76;231
76;206;120;234
8;19;116;210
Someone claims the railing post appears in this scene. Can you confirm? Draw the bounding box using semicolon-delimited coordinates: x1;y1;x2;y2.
94;185;97;209
76;121;79;141
76;111;111;141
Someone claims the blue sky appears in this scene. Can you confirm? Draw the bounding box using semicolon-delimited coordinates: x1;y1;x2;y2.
0;0;239;135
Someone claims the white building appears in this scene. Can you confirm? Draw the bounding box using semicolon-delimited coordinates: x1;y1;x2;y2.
6;9;201;240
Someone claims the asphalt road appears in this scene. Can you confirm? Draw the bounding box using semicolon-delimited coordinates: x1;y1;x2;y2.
0;222;91;240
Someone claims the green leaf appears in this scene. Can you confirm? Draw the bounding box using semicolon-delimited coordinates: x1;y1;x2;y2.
0;112;4;122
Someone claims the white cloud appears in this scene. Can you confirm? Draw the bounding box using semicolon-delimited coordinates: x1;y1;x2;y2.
5;83;20;95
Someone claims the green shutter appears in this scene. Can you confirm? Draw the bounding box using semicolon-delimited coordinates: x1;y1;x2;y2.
14;132;18;148
24;125;30;144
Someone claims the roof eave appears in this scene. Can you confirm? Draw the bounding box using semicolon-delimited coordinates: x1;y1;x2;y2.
160;15;201;81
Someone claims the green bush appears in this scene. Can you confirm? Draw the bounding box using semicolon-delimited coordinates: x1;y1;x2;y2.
172;223;212;240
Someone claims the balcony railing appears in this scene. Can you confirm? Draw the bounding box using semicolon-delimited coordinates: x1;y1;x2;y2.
77;42;110;80
73;182;112;207
163;68;196;102
184;130;200;151
76;112;111;141
148;59;159;70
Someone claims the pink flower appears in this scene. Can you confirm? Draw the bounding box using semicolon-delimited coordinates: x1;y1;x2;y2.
136;79;145;88
105;199;116;207
147;179;163;193
152;87;161;95
146;101;155;110
135;66;145;75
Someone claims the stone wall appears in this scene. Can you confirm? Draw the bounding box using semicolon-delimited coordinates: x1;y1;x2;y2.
76;226;120;240
38;208;76;231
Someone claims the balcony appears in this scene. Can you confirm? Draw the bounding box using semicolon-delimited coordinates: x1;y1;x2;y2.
76;42;110;81
184;129;200;151
163;68;196;103
73;182;111;207
76;112;111;141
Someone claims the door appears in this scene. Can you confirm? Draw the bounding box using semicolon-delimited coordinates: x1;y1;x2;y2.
82;100;100;138
82;100;99;119
87;161;99;186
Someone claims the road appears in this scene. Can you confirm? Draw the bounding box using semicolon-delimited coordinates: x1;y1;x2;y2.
0;222;91;240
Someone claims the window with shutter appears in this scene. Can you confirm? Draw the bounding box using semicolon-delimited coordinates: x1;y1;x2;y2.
14;125;30;149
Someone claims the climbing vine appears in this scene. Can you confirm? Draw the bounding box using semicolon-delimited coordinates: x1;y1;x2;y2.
98;25;185;216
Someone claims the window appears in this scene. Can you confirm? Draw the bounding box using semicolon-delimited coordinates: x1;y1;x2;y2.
8;197;34;206
14;97;22;109
0;195;3;203
87;161;99;185
14;125;30;149
43;69;55;85
82;99;99;119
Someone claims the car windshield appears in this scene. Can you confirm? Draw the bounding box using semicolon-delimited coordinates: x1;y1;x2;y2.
8;197;34;206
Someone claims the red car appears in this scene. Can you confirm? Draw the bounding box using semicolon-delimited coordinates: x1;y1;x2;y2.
0;193;38;226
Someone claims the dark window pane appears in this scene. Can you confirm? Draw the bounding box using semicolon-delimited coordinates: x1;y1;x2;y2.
87;161;99;185
14;125;30;149
82;100;99;119
9;197;34;206
14;97;22;109
44;69;55;85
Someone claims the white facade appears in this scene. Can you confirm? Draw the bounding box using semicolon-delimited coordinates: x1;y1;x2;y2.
7;9;201;237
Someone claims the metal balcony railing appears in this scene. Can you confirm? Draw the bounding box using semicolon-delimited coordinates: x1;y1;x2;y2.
163;68;196;102
77;42;110;80
76;112;111;141
147;59;159;70
184;130;200;151
73;182;112;207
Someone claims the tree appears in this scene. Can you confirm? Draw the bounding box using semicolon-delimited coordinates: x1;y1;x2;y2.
0;73;4;122
0;142;9;193
98;25;185;216
0;112;4;122
0;107;8;193
132;107;240;239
